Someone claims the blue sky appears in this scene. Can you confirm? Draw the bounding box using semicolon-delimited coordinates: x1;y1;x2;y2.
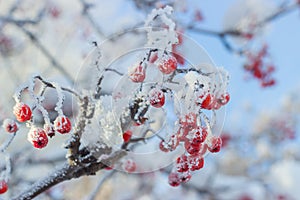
184;0;300;131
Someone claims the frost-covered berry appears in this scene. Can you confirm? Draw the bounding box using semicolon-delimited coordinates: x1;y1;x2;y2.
184;141;201;156
27;127;48;149
44;124;55;138
129;64;146;83
190;157;204;171
218;92;230;105
0;180;8;194
159;140;170;152
191;127;208;146
149;88;165;108
176;155;189;172
123;159;136;173
199;93;213;109
208;136;222;153
178;171;192;183
2;118;18;133
122;130;132;143
13;102;32;122
158;56;177;74
168;172;180;187
54;116;71;134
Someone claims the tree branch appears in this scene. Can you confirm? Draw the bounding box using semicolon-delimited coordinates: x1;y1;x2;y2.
12;150;126;200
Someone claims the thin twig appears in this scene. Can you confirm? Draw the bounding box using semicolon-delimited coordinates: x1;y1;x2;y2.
34;75;81;99
0;133;16;153
16;26;75;84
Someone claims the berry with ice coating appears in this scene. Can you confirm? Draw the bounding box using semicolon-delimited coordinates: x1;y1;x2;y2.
159;140;170;152
168;172;181;187
158;55;177;74
27;127;48;149
13;102;32;122
218;92;230;105
208;136;222;153
2;118;18;133
129;64;146;82
54;116;71;134
200;93;213;109
149;88;165;108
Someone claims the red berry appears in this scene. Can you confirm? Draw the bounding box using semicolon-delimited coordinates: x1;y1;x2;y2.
149;88;165;108
123;159;136;173
27;127;48;149
200;93;213;109
191;127;208;146
158;56;177;74
176;155;189;172
122;130;132;143
44;124;55;138
178;171;192;183
190;157;204;171
0;180;8;194
168;172;181;187
184;141;201;156
208;136;222;153
2;119;18;133
129;64;146;82
218;93;230;105
159;140;170;152
187;145;201;156
13;102;32;122
54;116;71;134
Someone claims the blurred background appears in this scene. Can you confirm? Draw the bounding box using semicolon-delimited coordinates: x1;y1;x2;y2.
0;0;300;199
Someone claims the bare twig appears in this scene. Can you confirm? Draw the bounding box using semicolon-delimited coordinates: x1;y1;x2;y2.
187;2;299;54
16;26;75;84
0;133;16;153
79;0;106;38
34;75;81;99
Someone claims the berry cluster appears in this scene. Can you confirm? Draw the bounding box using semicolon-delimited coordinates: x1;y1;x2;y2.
196;92;230;110
129;53;178;84
114;6;230;181
2;76;73;150
244;45;276;87
10;102;72;149
2;119;18;133
160;112;224;186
